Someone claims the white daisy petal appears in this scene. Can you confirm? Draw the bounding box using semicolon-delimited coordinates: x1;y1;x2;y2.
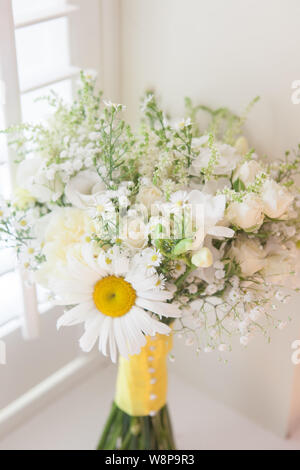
131;307;171;336
82;244;106;275
55;292;92;306
129;307;155;337
66;252;100;283
126;310;148;344
126;272;157;292
136;289;173;302
97;252;114;273
79;316;103;352
108;323;117;363
57;302;96;329
121;314;146;356
114;317;130;359
136;298;181;318
53;279;93;295
99;316;112;357
113;256;130;276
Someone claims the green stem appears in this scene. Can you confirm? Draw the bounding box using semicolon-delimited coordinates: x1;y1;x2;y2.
97;403;176;451
175;265;196;288
96;403;118;450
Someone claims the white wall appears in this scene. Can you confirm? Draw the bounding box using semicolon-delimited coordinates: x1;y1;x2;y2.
120;0;300;436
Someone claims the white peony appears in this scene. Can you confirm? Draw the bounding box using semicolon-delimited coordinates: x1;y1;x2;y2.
17;157;63;203
261;180;294;219
190;139;241;176
229;236;266;277
226;194;264;231
65;170;106;209
233;160;264;186
13;187;36;210
35;207;95;286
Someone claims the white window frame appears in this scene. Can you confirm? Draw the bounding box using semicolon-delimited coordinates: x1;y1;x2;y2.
0;0;121;437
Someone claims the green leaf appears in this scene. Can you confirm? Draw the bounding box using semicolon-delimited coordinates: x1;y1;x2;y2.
172;238;193;256
233;178;246;192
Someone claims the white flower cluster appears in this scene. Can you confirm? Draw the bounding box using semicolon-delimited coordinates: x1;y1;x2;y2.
1;74;300;361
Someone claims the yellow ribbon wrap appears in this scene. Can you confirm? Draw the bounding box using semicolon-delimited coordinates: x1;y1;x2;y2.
115;333;173;417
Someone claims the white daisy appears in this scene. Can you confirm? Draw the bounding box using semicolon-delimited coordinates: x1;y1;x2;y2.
154;273;166;290
172;261;186;279
169;191;189;213
0;198;11;219
140;248;163;272
54;245;181;362
89;193;115;218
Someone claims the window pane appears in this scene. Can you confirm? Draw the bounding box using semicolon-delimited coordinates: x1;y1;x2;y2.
0;139;8;164
0;163;12;199
0;87;12;198
0;99;9;165
0;270;24;325
0;248;16;276
15;17;71;92
21;79;73;123
12;0;67;17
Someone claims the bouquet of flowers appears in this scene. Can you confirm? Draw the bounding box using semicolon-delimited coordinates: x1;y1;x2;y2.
1;73;300;450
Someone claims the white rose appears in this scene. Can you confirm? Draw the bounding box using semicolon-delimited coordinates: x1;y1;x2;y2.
226;194;264;230
17;157;63;203
137;185;162;210
120;216;148;251
202;178;231;195
261;180;294;219
233;160;263;186
262;253;295;287
190;140;240;176
65;170;106;209
229;236;266;277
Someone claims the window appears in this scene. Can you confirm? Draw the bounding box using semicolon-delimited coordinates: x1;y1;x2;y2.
0;0;102;329
0;0;119;430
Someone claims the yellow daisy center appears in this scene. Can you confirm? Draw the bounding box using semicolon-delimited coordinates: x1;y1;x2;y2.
93;275;136;318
